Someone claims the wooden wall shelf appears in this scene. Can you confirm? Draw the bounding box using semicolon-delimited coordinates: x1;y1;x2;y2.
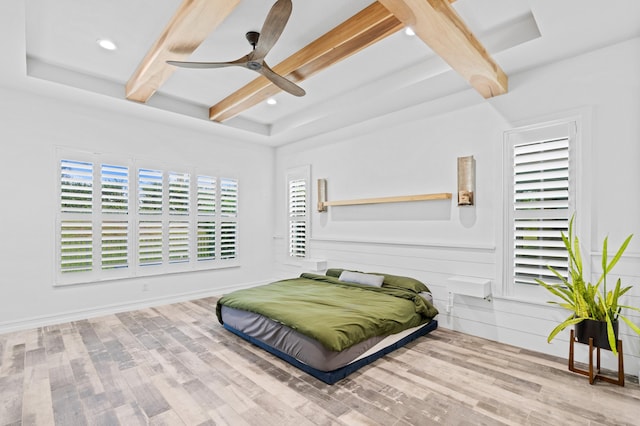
323;193;452;207
317;179;451;211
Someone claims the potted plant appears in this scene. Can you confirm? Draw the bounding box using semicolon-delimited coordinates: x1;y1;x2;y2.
536;215;640;355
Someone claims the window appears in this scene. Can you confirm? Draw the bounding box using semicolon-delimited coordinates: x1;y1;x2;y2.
60;159;94;273
504;119;577;297
196;175;216;261
288;179;307;258
220;178;239;260
167;171;190;264
286;166;310;259
56;149;239;285
101;164;129;270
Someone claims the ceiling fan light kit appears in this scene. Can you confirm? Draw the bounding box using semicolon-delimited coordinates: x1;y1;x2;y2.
167;0;305;97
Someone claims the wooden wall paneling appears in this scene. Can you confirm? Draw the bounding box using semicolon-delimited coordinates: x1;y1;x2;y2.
444;301;557;339
310;237;496;263
304;238;640;374
309;243;496;278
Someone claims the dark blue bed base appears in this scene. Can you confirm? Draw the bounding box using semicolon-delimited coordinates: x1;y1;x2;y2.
223;319;438;385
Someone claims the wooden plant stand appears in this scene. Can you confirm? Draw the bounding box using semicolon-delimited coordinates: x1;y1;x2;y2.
568;329;624;386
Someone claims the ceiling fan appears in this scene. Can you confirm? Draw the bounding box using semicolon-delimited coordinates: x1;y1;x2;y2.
167;0;305;97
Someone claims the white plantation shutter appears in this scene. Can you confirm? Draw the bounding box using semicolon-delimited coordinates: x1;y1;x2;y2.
101;221;128;269
60;221;93;273
288;179;307;258
197;221;216;260
138;167;164;267
508;127;573;287
167;172;190;264
60;159;93;213
197;175;216;261
220;221;237;259
139;221;163;265
285;166;310;260
138;168;163;214
57;151;241;284
169;172;190;215
101;164;128;213
197;175;216;215
100;164;129;271
60;160;93;273
220;178;238;260
169;221;190;263
220;178;238;217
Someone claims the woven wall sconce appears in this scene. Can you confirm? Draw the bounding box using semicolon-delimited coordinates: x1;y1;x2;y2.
457;155;475;206
317;178;328;212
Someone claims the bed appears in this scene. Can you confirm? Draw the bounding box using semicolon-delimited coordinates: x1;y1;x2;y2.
216;268;439;384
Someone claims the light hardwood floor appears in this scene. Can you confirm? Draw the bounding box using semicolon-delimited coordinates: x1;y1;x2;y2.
1;297;639;425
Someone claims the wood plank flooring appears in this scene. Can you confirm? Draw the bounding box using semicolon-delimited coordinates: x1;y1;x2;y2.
1;297;639;425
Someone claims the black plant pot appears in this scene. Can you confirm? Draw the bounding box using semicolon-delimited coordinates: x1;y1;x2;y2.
575;319;619;351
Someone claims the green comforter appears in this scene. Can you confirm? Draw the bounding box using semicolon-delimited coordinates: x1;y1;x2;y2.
216;273;438;352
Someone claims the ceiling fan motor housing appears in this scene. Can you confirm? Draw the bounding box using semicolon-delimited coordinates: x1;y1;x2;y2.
245;31;260;48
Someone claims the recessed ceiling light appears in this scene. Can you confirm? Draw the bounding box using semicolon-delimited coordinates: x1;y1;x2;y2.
266;98;277;105
404;27;415;37
97;39;117;51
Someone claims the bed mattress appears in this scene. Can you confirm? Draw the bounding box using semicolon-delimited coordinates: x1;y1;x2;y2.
216;270;439;384
221;305;385;371
220;305;437;383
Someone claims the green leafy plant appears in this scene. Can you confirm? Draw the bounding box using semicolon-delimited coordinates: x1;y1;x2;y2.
536;215;640;355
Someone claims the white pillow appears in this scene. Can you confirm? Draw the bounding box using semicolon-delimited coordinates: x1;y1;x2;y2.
339;271;384;287
419;292;433;304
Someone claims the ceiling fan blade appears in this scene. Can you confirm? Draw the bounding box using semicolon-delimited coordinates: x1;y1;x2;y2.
251;0;292;62
167;55;249;69
259;62;305;97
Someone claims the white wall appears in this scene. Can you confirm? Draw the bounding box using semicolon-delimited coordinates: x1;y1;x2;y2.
275;38;640;374
0;85;276;332
0;0;276;332
1;0;638;377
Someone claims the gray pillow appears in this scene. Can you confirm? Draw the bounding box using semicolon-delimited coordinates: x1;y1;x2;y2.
339;271;384;287
419;292;433;304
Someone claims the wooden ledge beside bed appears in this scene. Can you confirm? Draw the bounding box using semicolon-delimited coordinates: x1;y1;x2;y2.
216;268;439;384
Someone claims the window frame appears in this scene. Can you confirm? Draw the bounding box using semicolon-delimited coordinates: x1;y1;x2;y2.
501;115;586;301
285;165;311;261
55;148;240;286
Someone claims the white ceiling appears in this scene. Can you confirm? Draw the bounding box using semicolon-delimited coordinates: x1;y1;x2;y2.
24;0;640;145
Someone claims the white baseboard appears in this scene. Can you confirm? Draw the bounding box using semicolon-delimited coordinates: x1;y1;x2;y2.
0;279;271;334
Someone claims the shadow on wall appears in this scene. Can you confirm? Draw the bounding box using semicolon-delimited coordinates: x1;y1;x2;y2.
328;199;452;222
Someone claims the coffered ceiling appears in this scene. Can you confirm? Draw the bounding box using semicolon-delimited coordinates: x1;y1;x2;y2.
24;0;640;145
